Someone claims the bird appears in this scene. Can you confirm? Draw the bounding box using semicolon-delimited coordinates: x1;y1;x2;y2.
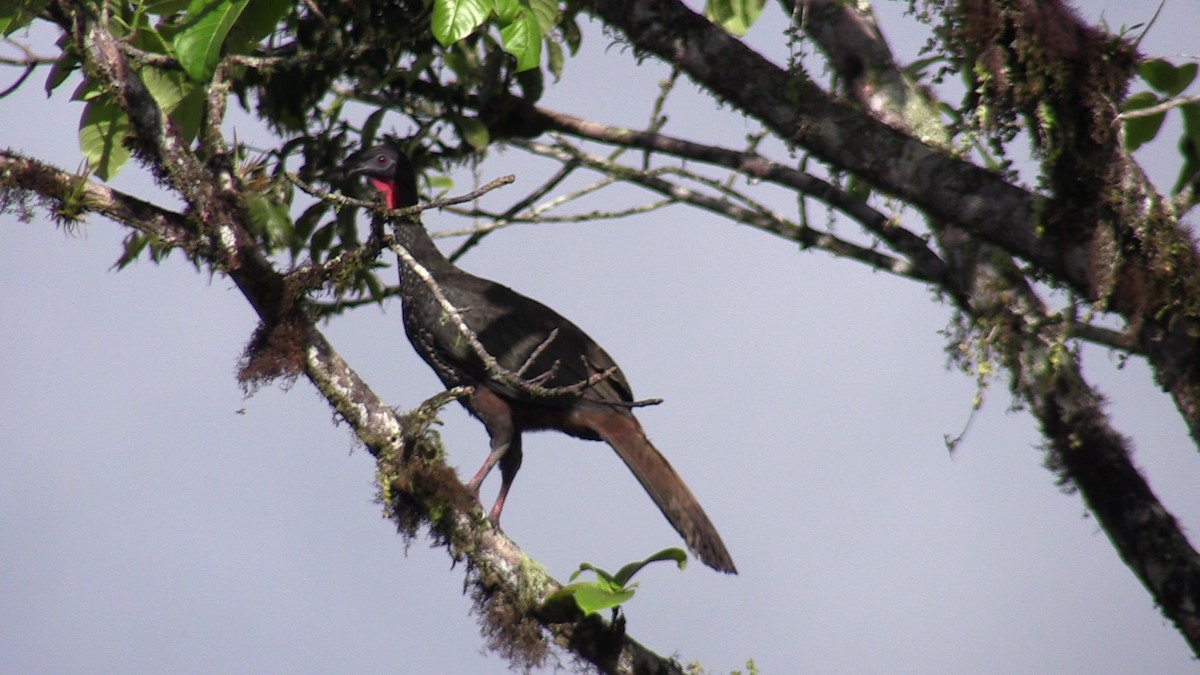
348;142;736;573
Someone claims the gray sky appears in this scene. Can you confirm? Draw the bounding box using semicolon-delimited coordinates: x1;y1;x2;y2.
3;1;1199;673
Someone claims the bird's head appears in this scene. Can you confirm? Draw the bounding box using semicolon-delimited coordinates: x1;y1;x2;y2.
348;143;418;210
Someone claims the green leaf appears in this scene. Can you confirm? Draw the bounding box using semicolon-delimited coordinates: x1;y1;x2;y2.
703;0;765;37
79;96;131;180
545;35;563;80
142;0;192;16
565;582;635;615
361;107;388;146
492;0;520;24
44;48;79;96
846;175;872;202
904;55;946;82
426;174;455;192
443;49;471;81
459;116;490;150
558;12;581;55
549;549;688;616
1122;91;1165;151
245;192;293;246
141;66;204;143
526;0;559;34
611;547;687;587
1172;102;1200;197
1175;64;1199;96
1141;59;1198;97
431;0;490;47
129;17;177;53
1;0;49;37
1124;112;1165;152
569;562;617;586
292;201;327;258
223;0;291;54
114;231;151;270
310;221;336;262
173;0;250;82
499;10;540;72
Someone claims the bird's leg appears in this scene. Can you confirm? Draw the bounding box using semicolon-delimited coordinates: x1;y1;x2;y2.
464;409;520;525
465;439;505;499
489;435;523;523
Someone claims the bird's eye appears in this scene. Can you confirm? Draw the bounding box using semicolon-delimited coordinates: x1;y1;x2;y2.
376;155;387;164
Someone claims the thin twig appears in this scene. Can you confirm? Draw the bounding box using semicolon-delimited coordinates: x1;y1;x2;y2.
449;159;580;261
515;138;931;282
441;198;675;234
516;329;561;378
285;171;516;215
1119;91;1200;120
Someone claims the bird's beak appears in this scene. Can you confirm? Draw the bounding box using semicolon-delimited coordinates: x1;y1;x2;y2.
346;155;370;178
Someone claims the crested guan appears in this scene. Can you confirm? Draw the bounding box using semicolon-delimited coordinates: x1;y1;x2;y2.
349;143;736;573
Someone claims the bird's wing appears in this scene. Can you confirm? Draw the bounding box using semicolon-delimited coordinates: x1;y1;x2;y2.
430;273;636;406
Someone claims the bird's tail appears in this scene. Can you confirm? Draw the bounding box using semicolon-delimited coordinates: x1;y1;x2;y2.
581;409;737;574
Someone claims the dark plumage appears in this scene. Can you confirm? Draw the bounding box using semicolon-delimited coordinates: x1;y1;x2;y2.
349;143;735;573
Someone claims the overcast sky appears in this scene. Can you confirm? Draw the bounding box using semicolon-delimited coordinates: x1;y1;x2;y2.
3;1;1199;673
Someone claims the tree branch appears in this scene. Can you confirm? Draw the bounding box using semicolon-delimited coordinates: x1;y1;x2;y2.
514;138;940;283
784;0;1200;655
31;3;699;670
580;0;1200;444
1118;91;1200;119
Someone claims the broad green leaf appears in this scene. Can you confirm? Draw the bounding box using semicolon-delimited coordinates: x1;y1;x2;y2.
1175;64;1200;96
361;107;388;146
223;0;291;54
526;0;558;34
904;55;946;82
362;272;385;304
427;174;455;191
567;582;635;615
443;49;471;81
1123;112;1166;152
129;17;177;53
173;0;249;82
499;10;540;72
459;116;490;150
142;67;205;143
70;78;99;102
558;12;581;55
1;0;49;36
545;35;563;80
1122;91;1165;151
1141;59;1198;98
292;201;327;258
431;0;490;47
493;0;520;24
846;175;872;202
142;0;192;16
245;192;293;246
79;97;131;180
704;0;765;37
550;549;687;616
1172;102;1200;197
44;48;79;96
